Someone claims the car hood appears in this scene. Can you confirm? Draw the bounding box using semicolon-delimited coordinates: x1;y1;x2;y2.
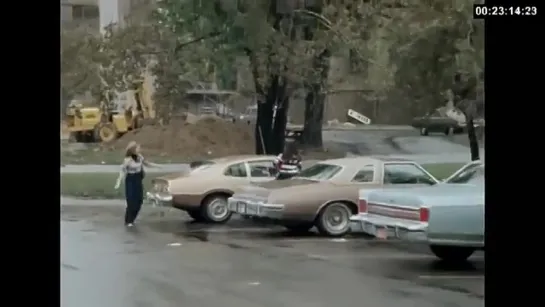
154;172;188;181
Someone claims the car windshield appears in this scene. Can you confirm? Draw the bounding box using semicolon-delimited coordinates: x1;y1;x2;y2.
295;163;342;181
446;164;485;184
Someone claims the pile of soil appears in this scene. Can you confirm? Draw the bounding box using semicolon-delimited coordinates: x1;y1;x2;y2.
107;117;255;159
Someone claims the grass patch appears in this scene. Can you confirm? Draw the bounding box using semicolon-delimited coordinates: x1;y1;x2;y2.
61;172;173;199
61;162;464;199
61;146;191;165
423;163;464;180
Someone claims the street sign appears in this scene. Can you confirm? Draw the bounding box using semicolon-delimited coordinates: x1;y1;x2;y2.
347;109;371;125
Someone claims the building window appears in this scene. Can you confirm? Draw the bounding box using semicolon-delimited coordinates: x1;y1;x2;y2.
72;5;99;20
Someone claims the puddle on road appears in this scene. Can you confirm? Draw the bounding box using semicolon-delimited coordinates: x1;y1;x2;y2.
174;230;210;242
372;258;484;299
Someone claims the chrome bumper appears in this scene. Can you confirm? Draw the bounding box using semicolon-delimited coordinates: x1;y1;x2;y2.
146;192;173;207
350;214;428;242
227;197;285;219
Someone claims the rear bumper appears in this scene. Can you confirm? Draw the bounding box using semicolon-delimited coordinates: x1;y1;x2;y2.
350;214;428;243
228;197;285;219
146;192;173;207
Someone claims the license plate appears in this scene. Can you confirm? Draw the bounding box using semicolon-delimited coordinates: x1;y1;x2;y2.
246;204;258;215
237;202;246;214
376;228;388;240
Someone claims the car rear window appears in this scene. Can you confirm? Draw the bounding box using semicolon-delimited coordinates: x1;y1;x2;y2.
297;163;342;181
189;160;215;172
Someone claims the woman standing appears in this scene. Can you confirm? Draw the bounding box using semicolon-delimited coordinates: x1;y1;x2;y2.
273;141;302;180
114;141;160;227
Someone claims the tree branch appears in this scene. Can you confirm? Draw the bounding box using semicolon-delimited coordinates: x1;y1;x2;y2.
173;30;222;54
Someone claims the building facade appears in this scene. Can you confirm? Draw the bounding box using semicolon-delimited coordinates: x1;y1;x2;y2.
61;0;137;31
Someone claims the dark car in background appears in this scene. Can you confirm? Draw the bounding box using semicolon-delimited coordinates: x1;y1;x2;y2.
411;108;467;136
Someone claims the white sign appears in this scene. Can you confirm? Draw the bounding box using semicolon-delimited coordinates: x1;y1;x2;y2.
347;109;371;125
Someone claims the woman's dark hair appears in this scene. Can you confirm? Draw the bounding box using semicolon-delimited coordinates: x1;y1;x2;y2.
282;141;299;161
125;142;140;162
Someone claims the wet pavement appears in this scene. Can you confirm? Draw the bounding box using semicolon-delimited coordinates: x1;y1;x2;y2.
62;203;484;307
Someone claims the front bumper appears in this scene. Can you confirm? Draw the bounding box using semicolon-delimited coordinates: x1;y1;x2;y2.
227;197;285;219
146;192;173;207
350;214;428;242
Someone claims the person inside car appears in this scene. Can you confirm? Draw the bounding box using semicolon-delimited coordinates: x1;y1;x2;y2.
273;141;302;180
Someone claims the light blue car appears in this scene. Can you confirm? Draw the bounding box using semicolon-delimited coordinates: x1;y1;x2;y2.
350;161;484;262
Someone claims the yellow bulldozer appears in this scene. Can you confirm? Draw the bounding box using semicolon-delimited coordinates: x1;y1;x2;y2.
65;79;156;143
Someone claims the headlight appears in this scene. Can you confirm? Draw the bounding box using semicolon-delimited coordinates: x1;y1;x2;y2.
153;182;170;193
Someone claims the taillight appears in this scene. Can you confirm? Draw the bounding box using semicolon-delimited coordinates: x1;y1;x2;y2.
358;199;368;213
419;207;430;222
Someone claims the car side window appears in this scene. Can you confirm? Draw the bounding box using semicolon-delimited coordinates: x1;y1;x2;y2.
352;165;375;183
248;160;275;178
383;164;436;185
224;162;248;178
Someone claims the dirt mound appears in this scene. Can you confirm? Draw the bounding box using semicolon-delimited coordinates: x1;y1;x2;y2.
108;117;255;159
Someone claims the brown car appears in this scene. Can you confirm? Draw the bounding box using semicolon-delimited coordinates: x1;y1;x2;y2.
146;155;279;223
227;156;440;237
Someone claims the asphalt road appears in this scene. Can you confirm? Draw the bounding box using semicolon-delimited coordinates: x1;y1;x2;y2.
61;129;484;173
62;203;484;307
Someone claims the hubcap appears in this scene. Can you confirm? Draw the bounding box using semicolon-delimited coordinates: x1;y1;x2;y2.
323;204;350;234
208;198;228;221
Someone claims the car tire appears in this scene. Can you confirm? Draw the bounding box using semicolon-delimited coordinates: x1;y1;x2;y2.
420;127;429;136
186;210;205;222
200;194;232;224
429;245;475;262
284;223;313;234
316;202;352;237
444;127;454;136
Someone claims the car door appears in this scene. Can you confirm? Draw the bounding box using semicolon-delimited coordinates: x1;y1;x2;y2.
448;168;485;244
427;110;449;132
246;160;276;183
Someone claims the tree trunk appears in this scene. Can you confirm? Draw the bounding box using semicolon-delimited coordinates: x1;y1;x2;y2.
302;84;324;147
465;114;480;161
300;3;329;148
254;77;277;154
301;38;330;148
271;97;288;154
254;75;288;155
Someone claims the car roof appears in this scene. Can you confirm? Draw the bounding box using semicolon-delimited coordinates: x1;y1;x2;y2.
322;155;413;167
206;155;275;166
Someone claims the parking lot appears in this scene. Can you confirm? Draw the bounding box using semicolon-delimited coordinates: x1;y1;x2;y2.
62;204;483;307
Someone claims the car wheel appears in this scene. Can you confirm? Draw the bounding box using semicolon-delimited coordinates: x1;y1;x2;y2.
284;223;313;234
444;127;454;136
186;210;205;222
420;127;429;136
429;245;475;262
200;194;232;224
316;202;352;237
